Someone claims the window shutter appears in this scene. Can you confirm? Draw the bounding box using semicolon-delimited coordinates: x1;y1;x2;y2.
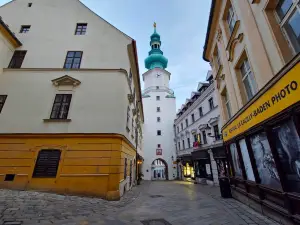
33;150;61;178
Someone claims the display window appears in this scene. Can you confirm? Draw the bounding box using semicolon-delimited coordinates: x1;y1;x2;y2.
250;132;282;190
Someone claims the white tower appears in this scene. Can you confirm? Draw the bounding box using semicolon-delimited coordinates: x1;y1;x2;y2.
142;24;176;180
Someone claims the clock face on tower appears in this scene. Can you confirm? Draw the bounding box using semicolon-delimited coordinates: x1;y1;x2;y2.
156;73;161;78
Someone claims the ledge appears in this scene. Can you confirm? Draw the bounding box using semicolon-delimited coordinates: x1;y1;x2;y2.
43;119;71;122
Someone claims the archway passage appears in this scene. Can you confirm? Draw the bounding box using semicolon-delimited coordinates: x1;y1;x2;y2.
151;158;168;180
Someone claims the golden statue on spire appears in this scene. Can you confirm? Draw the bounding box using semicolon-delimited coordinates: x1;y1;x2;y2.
153;22;156;28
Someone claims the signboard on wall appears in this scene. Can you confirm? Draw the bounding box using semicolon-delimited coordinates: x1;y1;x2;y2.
156;149;162;155
222;63;300;141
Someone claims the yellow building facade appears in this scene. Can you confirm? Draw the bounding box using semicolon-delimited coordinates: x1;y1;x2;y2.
203;0;300;224
0;134;136;200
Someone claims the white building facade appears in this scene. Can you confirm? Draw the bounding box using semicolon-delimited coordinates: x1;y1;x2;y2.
0;0;144;200
174;72;227;185
142;25;177;181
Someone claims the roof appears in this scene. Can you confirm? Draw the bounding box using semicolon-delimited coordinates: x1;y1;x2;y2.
197;82;209;92
202;0;216;62
0;16;22;47
206;70;213;81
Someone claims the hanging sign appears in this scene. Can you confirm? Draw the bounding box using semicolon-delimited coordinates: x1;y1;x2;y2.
156;149;162;155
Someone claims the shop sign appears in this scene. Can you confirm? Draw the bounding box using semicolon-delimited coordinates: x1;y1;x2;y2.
156;149;162;155
223;63;300;142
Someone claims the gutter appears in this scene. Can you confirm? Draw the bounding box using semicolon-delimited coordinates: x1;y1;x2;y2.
202;0;216;62
132;40;145;122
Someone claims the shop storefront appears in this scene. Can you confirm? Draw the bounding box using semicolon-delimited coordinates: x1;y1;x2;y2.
192;150;213;184
222;57;300;224
179;155;194;181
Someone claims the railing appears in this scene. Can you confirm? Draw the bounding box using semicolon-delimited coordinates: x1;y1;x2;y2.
143;86;174;95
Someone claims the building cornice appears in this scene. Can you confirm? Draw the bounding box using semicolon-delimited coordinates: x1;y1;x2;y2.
175;83;215;123
0;16;22;47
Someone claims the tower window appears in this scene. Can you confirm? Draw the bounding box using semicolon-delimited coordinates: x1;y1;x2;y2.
157;107;160;112
157;117;161;122
156;96;160;101
28;3;32;7
157;130;161;136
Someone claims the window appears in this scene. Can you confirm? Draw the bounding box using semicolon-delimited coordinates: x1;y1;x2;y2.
8;51;27;68
33;150;61;178
4;174;15;181
181;123;183;130
185;118;188;127
193;134;197;143
209;98;214;110
129;69;133;83
0;95;7;113
213;125;220;140
157;144;161;148
199;107;203;117
187;138;191;148
227;5;237;34
50;94;72;119
182;140;185;149
157;107;160;112
156;96;160;101
157;117;161;122
223;89;232;119
157;130;161;136
240;58;257;100
75;23;87;35
178;142;180;150
124;158;127;179
28;3;32;7
64;51;82;69
20;25;31;33
177;126;179;133
202;130;207;144
191;114;195;123
276;0;300;54
156;86;159;89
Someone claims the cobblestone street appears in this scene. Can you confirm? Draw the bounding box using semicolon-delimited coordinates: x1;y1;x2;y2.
0;181;279;225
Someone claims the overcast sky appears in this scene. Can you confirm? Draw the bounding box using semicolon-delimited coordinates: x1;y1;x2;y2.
0;0;212;110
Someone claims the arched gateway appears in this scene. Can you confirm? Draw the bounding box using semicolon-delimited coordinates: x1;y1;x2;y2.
151;158;168;180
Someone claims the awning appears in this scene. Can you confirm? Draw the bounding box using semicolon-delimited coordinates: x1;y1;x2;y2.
191;150;209;160
212;146;226;159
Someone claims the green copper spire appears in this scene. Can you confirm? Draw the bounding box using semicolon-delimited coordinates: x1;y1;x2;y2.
145;23;168;70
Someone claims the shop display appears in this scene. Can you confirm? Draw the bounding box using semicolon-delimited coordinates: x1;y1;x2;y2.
272;119;300;193
239;139;255;181
230;143;242;177
250;132;281;189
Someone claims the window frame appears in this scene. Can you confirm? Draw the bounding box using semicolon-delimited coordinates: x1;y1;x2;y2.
240;58;257;100
8;50;27;68
275;0;300;55
226;4;237;34
199;107;203;117
0;95;7;113
32;150;61;178
75;23;88;35
63;51;83;69
20;25;31;33
202;130;207;144
209;98;214;110
50;94;72;120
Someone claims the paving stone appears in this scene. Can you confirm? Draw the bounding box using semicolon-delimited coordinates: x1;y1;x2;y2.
0;182;280;225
